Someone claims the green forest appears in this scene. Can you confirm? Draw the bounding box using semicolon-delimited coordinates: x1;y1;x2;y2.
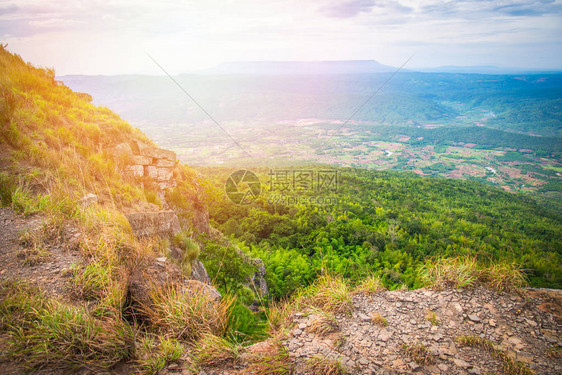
195;166;562;303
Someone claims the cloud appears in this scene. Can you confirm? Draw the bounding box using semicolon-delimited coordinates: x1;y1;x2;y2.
319;0;378;18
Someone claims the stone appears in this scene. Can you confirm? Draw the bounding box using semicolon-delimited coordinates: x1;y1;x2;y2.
191;259;211;285
128;258;184;307
126;210;181;237
359;357;369;365
156;167;173;181
131;155;153;165
438;363;448;372
156;158;175;167
453;358;470;368
124;165;144;177
182;279;222;302
144;165;158;179
79;193;98;207
468;314;481;322
136;141;176;161
409;362;421;371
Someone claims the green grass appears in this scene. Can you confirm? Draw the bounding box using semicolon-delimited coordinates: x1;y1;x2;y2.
135;335;185;375
0;281;134;371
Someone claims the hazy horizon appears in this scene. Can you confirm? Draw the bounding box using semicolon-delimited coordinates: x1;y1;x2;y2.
2;0;562;75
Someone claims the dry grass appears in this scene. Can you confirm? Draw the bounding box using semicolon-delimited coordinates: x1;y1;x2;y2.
420;257;528;292
0;281;134;371
241;339;293;375
479;262;528;293
308;311;339;336
402;343;434;365
305;356;348;375
425;310;439;326
354;274;386;294
141;285;233;342
457;335;534;375
265;300;294;337
302;274;353;314
370;313;388;327
192;333;239;366
419;257;478;289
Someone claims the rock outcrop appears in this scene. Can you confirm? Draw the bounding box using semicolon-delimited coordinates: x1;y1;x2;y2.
111;140;177;190
126;210;181;238
128;256;221;310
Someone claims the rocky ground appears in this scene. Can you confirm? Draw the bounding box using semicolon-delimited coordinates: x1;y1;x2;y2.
167;287;562;375
0;207;83;298
279;288;562;375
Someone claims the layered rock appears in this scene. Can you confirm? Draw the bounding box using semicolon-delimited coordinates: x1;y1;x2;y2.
111;140;177;190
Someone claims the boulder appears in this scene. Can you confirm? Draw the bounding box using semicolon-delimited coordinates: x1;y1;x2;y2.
126;210;181;237
128;257;184;307
182;279;221;302
155;158;175;167
128;257;221;309
156;167;173;181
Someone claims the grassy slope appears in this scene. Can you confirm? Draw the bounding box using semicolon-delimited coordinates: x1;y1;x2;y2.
0;46;216;373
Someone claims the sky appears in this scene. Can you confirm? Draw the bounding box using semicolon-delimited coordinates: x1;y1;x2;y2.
1;0;561;75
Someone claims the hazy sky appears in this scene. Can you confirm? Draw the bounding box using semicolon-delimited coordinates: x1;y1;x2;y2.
1;0;561;75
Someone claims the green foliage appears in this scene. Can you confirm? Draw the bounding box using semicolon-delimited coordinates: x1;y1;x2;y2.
203;167;561;290
199;238;255;295
171;231;201;274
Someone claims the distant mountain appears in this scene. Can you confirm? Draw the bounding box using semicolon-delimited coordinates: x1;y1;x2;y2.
419;65;562;74
200;60;397;75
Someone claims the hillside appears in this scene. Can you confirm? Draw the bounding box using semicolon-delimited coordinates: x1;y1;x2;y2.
0;46;561;375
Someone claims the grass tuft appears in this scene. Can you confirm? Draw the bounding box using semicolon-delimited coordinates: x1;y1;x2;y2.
419;257;478;289
308;310;339;336
135;335;185;375
192;333;239;366
0;281;134;371
425;310;439;326
370;313;388;327
402;343;434;365
305;356;348;375
141;285;233;342
354;274;386;294
457;335;534;375
302;274;353;314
